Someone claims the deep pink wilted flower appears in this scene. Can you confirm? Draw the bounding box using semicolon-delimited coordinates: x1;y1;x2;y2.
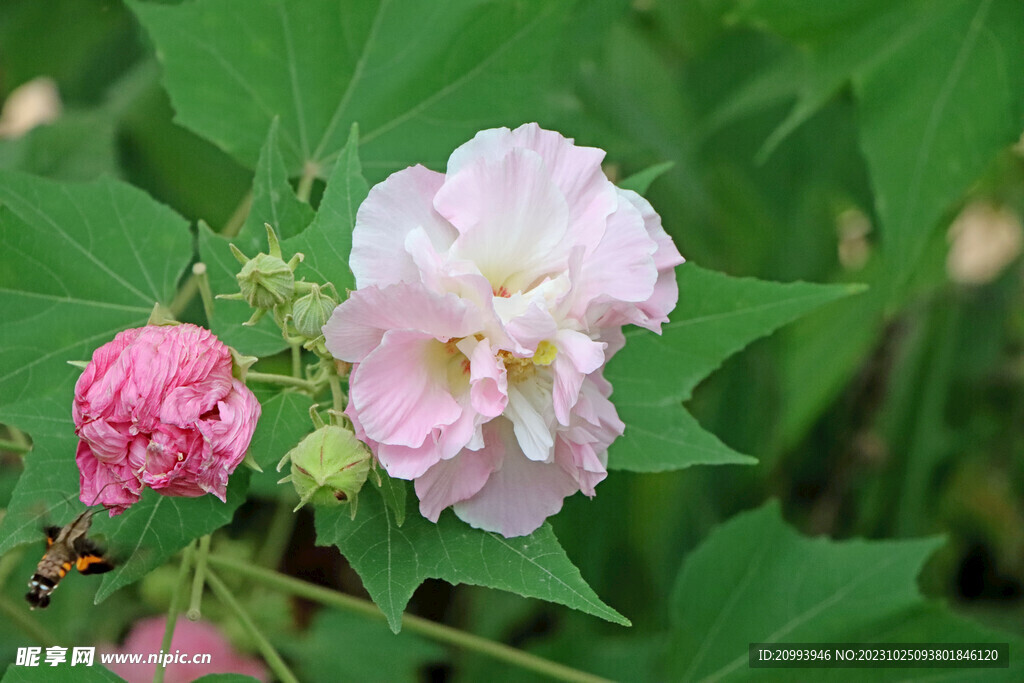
74;324;260;515
101;616;269;683
323;123;683;537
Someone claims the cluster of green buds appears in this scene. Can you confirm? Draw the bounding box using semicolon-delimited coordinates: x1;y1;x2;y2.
277;405;372;517
219;224;341;353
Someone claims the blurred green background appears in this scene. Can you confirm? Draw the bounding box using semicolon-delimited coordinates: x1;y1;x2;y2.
1;0;1022;680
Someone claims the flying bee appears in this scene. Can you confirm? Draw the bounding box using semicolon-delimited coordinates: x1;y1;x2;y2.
26;509;114;609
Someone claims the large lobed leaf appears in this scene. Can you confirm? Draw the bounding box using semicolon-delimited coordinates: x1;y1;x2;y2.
606;264;864;471
130;0;570;179
731;0;1024;291
0;171;192;406
316;493;629;632
664;502;1023;681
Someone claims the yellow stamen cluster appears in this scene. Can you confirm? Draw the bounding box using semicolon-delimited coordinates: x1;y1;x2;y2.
442;336;558;385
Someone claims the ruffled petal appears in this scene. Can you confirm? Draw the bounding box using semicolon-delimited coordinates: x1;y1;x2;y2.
453;420;579;537
323;283;485;362
464;337;508;418
438;148;570;293
504;379;555;462
571;190;658;320
349;329;463;448
350;165;457;288
373;397;479;479
446;123;616;254
415;423;504;522
551;330;606;426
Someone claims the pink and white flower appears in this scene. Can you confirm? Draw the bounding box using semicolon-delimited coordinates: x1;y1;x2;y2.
323;123;683;537
74;324;261;515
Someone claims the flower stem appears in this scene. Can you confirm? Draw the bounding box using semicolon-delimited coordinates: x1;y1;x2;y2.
258;498;296;570
222;191;254;239
205;569;299;683
245;371;319;393
290;343;302;379
154;542;195;683
296;163;319;203
193;263;216;323
187;535;211;621
205;554;613;683
328;371;344;413
168;276;199;318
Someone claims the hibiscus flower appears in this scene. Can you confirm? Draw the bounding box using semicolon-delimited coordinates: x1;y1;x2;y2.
323;123;682;537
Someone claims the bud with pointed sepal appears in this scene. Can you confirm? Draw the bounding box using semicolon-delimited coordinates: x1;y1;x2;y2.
277;407;371;517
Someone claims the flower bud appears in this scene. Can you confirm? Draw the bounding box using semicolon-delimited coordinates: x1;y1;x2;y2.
235;251;295;310
291;283;338;339
226;224;303;311
279;424;371;515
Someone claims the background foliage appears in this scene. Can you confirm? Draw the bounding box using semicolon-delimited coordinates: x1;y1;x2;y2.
1;0;1023;681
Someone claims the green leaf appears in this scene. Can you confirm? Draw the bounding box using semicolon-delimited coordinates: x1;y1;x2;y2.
193;677;262;683
248;392;314;471
91;473;249;603
0;172;192;406
373;469;407;527
855;0;1024;291
282;123;367;295
286;609;444;683
732;0;1024;288
664;501;1024;681
0;388;80;555
618;161;675;195
246;391;314;498
728;0;914;159
241;118;316;240
606;264;864;471
130;0;570;179
1;665;125;683
315;492;629;632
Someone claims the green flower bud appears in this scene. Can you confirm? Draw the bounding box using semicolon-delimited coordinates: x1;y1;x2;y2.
291;283;338;339
279;424;371;516
225;224;304;311
236;251;295;309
